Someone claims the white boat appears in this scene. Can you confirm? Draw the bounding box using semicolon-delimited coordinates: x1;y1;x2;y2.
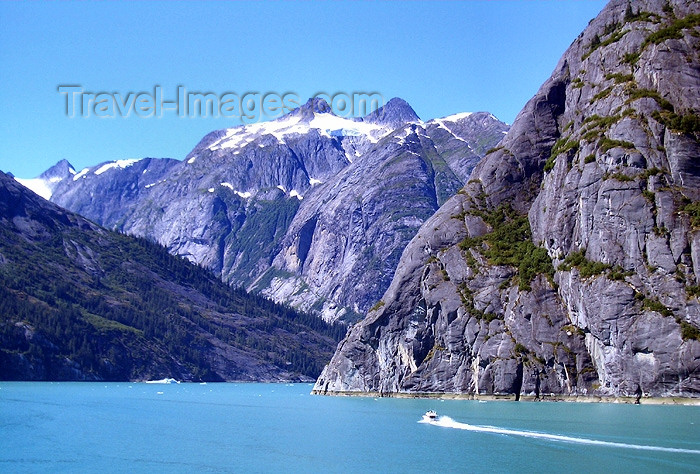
423;410;438;421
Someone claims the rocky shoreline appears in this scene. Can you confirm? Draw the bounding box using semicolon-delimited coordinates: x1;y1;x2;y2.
311;390;700;406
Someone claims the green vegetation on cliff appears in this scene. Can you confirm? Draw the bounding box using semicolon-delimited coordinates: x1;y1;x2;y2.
459;205;554;291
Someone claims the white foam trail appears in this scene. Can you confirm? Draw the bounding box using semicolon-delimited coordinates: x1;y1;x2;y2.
420;416;700;455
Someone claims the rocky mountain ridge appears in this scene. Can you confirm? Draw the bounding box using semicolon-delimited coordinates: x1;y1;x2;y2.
20;98;508;322
314;0;700;398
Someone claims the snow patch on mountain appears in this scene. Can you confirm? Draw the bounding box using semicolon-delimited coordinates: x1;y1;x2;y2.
441;112;473;122
306;113;385;141
393;125;414;146
14;177;54;200
207;111;394;152
219;182;251;198
73;168;90;181
145;180;166;189
431;119;469;144
94;159;141;176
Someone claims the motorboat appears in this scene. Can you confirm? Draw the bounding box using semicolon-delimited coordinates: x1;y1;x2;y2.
423;410;438;421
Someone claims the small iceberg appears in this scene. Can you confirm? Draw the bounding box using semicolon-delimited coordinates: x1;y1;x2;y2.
145;378;180;384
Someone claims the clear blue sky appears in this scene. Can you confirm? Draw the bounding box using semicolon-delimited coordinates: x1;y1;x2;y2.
0;1;607;178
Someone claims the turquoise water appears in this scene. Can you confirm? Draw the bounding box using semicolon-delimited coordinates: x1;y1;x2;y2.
1;383;699;473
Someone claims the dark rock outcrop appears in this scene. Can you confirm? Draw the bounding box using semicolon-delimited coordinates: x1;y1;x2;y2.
315;0;700;398
363;97;421;128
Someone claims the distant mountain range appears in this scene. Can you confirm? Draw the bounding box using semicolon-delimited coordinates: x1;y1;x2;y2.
18;97;508;323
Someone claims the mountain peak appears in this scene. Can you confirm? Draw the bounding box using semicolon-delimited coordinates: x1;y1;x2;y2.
14;159;76;201
39;159;75;180
363;97;419;128
289;97;333;122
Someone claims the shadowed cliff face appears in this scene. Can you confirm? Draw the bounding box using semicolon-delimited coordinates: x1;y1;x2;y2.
40;99;508;323
315;0;700;398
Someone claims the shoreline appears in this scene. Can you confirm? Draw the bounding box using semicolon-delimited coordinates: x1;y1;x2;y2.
310;390;700;406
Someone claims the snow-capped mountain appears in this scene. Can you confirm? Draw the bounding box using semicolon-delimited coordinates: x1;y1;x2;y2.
14;159;76;200
260;110;508;321
19;97;508;322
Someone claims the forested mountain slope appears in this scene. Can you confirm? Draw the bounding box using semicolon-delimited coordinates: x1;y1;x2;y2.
0;171;343;381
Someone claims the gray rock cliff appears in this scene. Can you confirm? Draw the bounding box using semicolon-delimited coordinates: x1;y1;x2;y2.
315;0;700;398
259;112;508;322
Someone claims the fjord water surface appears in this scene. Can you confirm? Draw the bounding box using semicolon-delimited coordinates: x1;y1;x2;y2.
1;383;698;473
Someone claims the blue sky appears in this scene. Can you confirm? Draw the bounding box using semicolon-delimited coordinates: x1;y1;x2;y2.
0;1;606;178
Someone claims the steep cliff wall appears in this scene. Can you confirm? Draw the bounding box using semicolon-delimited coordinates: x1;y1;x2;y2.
315;0;700;398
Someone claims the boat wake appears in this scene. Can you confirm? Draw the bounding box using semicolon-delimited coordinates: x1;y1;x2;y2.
419;416;700;455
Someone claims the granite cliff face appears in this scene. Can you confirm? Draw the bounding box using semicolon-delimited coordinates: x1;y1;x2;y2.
26;99;507;323
259;111;508;321
315;0;700;398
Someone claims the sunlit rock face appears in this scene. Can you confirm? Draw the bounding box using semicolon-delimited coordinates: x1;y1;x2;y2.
315;0;700;398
